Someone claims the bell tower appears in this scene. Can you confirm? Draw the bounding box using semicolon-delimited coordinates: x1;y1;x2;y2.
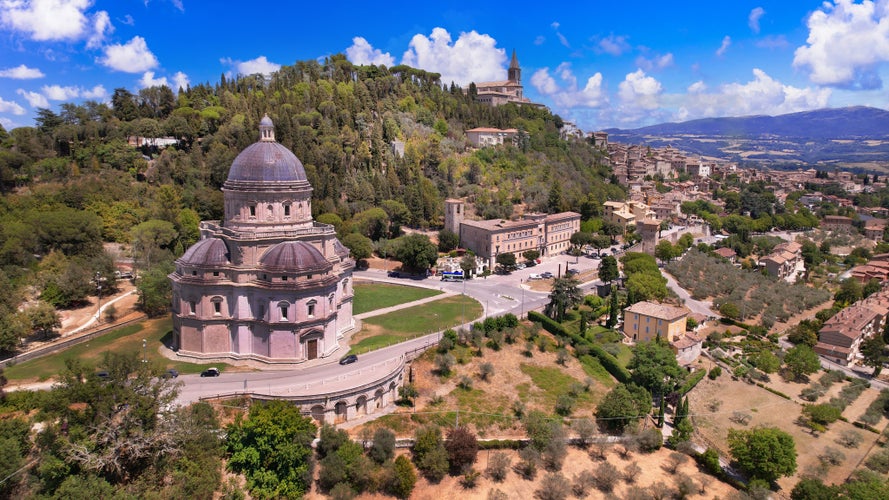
508;49;521;84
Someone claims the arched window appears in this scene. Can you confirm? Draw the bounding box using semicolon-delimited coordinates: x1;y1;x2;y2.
248;205;256;218
211;297;223;315
307;300;316;318
283;203;291;217
278;301;290;322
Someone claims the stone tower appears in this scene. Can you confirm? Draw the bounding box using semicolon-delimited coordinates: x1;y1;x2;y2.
444;199;465;238
637;218;660;255
508;49;521;84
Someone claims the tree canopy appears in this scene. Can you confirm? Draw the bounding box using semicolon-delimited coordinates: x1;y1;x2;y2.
727;426;797;482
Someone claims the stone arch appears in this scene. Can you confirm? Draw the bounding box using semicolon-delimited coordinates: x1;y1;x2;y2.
310;405;325;424
334;400;348;423
374;389;384;408
356;395;368;415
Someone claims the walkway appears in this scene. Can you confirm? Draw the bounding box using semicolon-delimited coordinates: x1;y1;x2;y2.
662;270;717;317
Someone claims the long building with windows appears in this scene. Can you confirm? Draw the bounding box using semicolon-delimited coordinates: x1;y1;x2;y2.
445;199;580;269
169;116;355;363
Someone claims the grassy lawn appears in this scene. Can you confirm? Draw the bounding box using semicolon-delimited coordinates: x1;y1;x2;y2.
5;318;226;382
519;363;596;409
349;295;482;354
353;283;442;315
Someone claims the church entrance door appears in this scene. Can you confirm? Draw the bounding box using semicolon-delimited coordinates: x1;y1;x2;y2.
307;339;318;360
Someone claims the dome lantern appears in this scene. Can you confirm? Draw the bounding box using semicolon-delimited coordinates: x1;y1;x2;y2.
259;114;275;142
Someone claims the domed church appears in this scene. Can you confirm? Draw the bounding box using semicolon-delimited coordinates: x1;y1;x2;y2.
169;116;354;363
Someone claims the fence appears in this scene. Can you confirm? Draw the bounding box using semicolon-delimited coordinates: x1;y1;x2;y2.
0;315;147;369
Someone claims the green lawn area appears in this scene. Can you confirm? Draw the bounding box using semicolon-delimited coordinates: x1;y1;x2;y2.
352;283;442;315
349;295;482;354
5;318;226;382
519;363;596;409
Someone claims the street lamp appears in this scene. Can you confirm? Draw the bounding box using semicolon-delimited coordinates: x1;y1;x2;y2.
142;338;147;363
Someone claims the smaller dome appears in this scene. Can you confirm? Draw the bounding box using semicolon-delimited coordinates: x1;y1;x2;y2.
260;115;274;128
260;241;332;273
180;238;230;267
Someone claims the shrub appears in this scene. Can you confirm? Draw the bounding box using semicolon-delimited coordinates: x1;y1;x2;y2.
537;472;571;500
485;452;511;482
369;428;396;464
624;461;641;483
663;451;688;474
593;462;619;492
708;366;722;380
389;456;416;499
458;375;473;390
836;429;863;449
699;448;722;476
461;468;481;489
434;353;456;376
572;470;596;497
572;418;596;447
818;446;845;468
677;369;706;395
516;447;540;479
488;489;509;500
445;426;478;473
555;394;575;416
800;385;826;402
675;473;697;499
864;448;889;473
479;362;494;381
636;428;663;452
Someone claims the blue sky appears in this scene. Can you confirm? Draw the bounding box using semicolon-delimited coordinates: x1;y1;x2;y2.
1;1;889;132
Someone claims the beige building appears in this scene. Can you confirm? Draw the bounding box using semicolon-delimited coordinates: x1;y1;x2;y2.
446;199;580;269
465;127;518;148
473;50;543;108
603;200;656;232
623;301;688;343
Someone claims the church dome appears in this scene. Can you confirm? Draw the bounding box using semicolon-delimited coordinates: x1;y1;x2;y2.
259;241;332;273
225;116;308;184
179;238;230;267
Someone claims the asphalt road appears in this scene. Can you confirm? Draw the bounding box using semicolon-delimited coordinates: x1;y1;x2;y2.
174;251;607;405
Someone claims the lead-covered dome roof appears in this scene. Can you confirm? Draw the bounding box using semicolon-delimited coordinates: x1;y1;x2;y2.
225;115;308;184
259;241;332;273
179;238;230;267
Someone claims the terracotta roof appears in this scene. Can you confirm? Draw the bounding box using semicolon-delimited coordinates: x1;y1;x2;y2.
714;247;736;258
671;332;702;350
624;301;688;321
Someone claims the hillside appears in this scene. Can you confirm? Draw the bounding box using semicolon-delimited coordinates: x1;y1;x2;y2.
605;106;889;168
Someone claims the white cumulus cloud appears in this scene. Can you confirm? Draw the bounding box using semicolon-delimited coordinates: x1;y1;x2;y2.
0;64;44;79
530;63;606;109
42;84;80;100
793;0;889;88
345;37;395;66
597;34;631;56
0;96;26;115
401;27;506;85
716;35;731;57
749;7;766;33
223;56;280;77
0;0;90;41
636;52;674;72
99;36;158;73
140;70;188;90
16;88;48;107
618;69;662;110
679;68;831;119
86;9;112;49
81;84;105;99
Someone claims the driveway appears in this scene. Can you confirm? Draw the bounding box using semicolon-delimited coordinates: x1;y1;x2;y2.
662;270;717;317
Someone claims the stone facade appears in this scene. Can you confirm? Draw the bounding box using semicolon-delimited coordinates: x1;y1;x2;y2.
169;116;355;363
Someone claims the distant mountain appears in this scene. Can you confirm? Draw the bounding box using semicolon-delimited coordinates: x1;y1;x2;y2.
603;106;889;169
605;106;889;140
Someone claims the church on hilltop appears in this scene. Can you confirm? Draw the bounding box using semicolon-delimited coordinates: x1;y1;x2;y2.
169;116;355;363
473;50;543;108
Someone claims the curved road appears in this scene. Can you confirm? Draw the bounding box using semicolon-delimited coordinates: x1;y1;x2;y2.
174;253;600;406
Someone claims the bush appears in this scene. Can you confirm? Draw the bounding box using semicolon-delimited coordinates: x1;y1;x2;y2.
593;462;619;492
677;369;706;395
572;470;596;497
537;472;571;500
818;446;845;468
636;428;663;452
389;456;416;499
555;394;575;416
699;448;722;476
445;426;478;473
516;447;540;479
479;362;494;381
864;448;889;473
623;461;642;483
370;428;396;464
708;366;722;380
836;429;863;449
485;452;511;481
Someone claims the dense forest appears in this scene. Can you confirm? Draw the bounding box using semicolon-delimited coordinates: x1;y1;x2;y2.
0;55;622;354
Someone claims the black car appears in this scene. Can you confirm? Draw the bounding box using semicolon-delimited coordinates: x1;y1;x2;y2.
200;367;220;377
339;354;358;365
387;271;400;278
95;370;110;380
162;368;179;379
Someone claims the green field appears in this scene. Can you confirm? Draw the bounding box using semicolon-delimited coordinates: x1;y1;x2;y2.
352;282;443;315
349;295;482;354
4;318;222;382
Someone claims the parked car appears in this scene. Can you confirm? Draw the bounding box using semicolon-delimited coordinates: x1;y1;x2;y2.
528;273;542;280
566;269;579;277
387;271;400;278
95;370;110;380
541;271;554;279
200;367;220;377
339;354;358;365
516;263;526;270
162;368;179;379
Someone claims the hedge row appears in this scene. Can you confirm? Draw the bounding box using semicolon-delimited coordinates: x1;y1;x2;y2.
755;382;792;400
477;439;526;450
678;369;706;395
528;310;629;383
